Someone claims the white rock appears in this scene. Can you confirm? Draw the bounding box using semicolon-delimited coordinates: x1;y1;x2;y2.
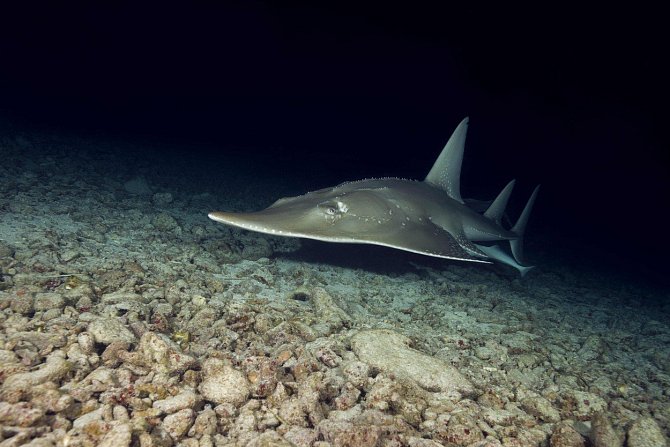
98;422;132;447
590;412;623;447
113;405;130;421
341;360;370;389
88;318;136;345
351;329;474;398
521;395;561;423
2;351;70;389
162;408;195;441
136;332;197;374
188;407;217;437
77;332;95;353
153;390;201;414
627;417;667;447
100;290;145;304
33;293;65;310
73;406;105;429
199;358;249;407
80;366;118;387
550;421;586;446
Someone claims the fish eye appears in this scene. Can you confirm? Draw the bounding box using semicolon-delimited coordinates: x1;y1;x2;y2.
318;201;344;215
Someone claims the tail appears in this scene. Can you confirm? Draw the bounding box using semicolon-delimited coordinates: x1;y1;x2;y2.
474;183;539;276
510;185;540;266
474;243;536;277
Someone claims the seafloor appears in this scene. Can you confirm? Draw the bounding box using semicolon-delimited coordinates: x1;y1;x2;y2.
0;131;668;447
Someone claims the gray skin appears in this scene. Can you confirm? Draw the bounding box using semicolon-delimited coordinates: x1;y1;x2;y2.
209;117;538;274
208;178;517;264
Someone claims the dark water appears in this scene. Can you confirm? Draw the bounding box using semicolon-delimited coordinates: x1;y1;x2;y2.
0;4;668;441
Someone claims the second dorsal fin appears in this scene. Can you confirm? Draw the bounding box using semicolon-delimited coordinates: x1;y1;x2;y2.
484;179;516;225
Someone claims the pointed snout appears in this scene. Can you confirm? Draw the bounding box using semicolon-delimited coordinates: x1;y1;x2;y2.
208;211;269;230
208;209;313;237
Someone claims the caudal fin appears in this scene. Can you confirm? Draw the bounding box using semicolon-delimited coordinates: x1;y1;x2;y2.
510;185;540;264
474;243;536;276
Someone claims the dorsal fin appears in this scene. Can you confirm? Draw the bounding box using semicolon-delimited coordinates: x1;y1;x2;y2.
424;117;469;203
484;179;516;225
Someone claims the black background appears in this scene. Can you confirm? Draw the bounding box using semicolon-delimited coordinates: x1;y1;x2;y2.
1;3;667;284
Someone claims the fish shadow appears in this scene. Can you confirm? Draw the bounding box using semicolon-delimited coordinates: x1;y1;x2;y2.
278;239;450;275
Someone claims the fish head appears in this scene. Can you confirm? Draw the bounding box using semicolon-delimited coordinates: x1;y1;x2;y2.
208;186;400;242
